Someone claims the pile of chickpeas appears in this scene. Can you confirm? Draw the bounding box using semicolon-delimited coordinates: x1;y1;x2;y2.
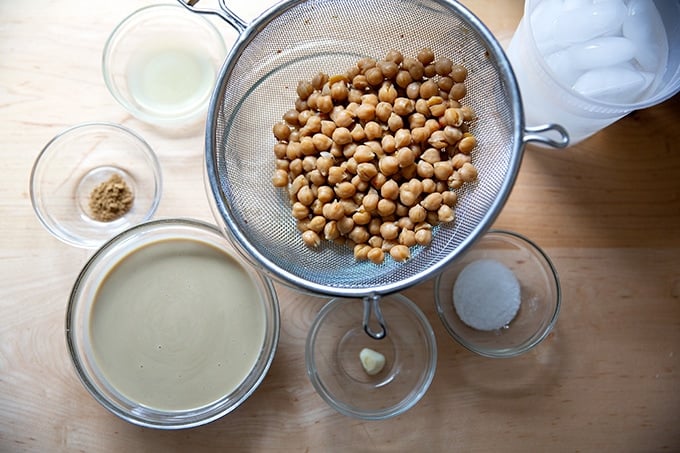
271;48;478;265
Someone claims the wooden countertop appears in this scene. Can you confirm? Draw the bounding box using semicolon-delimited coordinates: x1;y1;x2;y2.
1;0;678;451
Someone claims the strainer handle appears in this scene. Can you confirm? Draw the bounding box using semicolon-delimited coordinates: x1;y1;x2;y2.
177;0;247;33
363;295;386;340
523;124;570;148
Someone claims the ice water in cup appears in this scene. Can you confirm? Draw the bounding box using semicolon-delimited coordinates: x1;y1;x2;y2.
507;0;679;145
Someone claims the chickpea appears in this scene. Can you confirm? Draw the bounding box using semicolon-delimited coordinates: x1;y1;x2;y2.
352;74;369;90
428;130;448;149
458;135;477;154
437;76;454;93
365;67;384;86
380;221;399;240
352;209;372;225
357;57;376;72
327;166;346;185
433;160;454;180
419;80;439;99
331;127;352;145
367;247;385;265
324;220;340;240
399;188;418;207
330;80;349;102
337;216;355;235
297;80;314;99
393;97;415;116
317;95;334;113
302;230;321;248
357;162;378;181
292;202;310;219
408;204;427;223
368;218;382;236
273;142;288;159
421;192;443;211
415;98;430;116
332;109;354;128
355;103;376;122
322;201;344;220
362;192;380;212
272;168;288;187
417;48;435;65
434;57;453;76
312;133;333;151
458;162;478;182
375;101;393;122
349;225;370;244
377;198;396;217
350;124;366;142
396;147;416;168
390;244;410;262
398;229;417;247
387;112;404;132
450;64;468;83
307;215;326;233
417;160;434;178
297;185;315;206
438;204;455;223
407;60;424;81
364;121;382;140
449;82;466;101
334;181;356;199
377;60;399;79
378;155;399;176
352;174;369;192
371;172;387;190
460;105;475;121
406;81;421;99
380;179;399;200
414;228;432;246
395;70;413;88
381;134;397;154
305;115;322;133
368;235;383;249
450;152;471;169
442;190;458;207
425;118;441;134
354;243;371;260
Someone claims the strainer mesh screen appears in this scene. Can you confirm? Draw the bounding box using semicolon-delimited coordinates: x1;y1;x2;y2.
208;0;521;295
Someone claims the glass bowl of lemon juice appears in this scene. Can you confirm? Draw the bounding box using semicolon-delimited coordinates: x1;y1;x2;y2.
103;4;227;127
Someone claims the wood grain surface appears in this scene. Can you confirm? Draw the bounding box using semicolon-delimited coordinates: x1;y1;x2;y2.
1;0;678;451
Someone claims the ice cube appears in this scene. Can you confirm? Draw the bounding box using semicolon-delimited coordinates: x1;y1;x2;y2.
567;36;636;70
545;50;585;87
623;0;668;72
552;0;628;45
572;65;654;102
530;0;564;53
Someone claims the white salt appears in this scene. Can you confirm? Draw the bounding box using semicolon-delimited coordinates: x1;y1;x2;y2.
453;259;521;331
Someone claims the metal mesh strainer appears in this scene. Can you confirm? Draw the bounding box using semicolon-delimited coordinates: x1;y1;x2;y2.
181;0;568;298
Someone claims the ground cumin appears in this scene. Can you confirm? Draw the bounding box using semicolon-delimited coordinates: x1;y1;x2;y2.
89;174;134;222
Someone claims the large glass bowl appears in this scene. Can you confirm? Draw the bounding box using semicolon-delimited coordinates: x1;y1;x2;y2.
435;229;561;358
306;294;437;420
30;122;162;248
66;218;280;429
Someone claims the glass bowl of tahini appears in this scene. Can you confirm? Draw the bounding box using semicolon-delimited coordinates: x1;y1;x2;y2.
66;218;280;429
102;4;227;127
434;230;561;358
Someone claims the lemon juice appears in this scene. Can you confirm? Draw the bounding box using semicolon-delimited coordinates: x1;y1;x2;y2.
126;43;216;119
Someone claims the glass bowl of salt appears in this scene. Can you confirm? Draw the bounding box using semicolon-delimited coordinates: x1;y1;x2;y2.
434;230;561;358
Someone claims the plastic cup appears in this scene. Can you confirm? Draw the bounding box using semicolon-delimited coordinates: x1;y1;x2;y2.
506;0;680;145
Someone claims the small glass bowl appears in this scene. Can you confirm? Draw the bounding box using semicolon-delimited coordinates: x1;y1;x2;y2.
435;230;561;358
102;4;227;126
30;122;162;248
66;218;280;429
306;294;437;420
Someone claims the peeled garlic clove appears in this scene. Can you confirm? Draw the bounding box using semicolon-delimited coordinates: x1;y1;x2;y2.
359;348;386;375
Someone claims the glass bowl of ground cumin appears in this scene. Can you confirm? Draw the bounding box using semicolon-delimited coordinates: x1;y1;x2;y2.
30;122;162;248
